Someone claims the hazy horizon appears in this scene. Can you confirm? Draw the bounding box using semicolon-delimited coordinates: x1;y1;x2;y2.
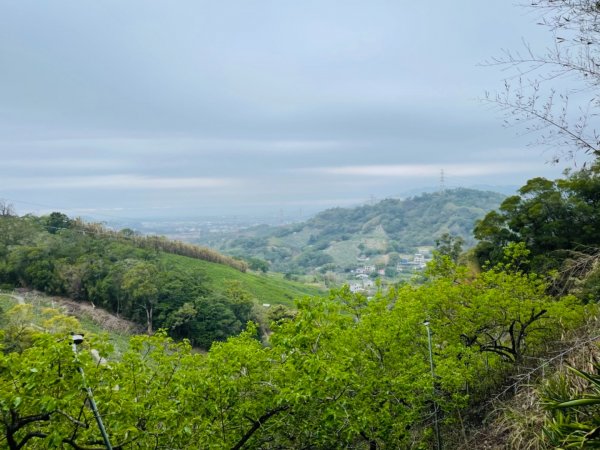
0;1;584;221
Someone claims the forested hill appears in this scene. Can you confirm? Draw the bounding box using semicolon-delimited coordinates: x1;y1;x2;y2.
2;168;600;449
0;212;321;348
200;188;505;273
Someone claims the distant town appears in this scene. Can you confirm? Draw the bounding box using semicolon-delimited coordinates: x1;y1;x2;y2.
347;251;432;294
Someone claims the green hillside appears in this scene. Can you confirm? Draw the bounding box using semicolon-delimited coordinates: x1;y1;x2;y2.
1;259;595;449
200;188;505;275
0;213;321;349
0;292;134;356
159;253;321;306
2;167;600;449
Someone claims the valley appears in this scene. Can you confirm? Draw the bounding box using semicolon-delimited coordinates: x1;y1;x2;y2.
1;166;600;448
193;188;505;292
4;0;600;447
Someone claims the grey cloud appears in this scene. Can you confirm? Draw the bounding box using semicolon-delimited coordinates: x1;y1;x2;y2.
0;0;566;217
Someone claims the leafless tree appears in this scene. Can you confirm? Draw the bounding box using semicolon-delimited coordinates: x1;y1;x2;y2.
484;1;600;161
0;199;15;217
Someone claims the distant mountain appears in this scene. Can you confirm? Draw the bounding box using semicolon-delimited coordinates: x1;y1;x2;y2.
198;188;505;274
399;184;519;197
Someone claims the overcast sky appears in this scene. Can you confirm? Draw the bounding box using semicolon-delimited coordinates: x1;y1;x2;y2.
0;1;584;220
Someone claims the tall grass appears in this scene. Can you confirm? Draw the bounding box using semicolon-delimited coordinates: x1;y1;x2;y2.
72;218;249;272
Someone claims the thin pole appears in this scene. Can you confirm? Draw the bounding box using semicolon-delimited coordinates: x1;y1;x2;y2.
72;342;113;450
424;321;442;450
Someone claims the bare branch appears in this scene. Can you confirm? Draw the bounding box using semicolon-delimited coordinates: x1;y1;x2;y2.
484;0;600;161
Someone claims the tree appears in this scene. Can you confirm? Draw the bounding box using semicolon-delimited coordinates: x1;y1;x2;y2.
223;280;255;324
0;261;590;448
122;261;159;334
0;327;205;449
0;200;15;217
266;304;296;325
44;213;72;234
196;297;243;348
1;304;38;354
0;309;134;449
246;257;269;273
435;232;464;263
473;164;600;274
485;1;600;160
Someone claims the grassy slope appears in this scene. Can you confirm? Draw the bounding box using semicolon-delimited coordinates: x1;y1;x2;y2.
0;294;15;313
0;244;326;350
0;293;132;356
159;253;324;306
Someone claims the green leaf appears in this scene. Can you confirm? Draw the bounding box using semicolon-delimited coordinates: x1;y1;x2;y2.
567;367;600;389
552;398;600;409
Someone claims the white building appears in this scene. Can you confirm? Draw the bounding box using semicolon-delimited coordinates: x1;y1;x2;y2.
414;253;426;268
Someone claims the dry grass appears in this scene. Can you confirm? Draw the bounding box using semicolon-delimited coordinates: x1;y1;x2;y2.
459;316;600;450
53;297;144;335
73;218;249;272
13;289;143;335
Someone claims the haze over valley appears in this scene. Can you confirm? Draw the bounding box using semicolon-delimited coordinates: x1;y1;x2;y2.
2;1;600;449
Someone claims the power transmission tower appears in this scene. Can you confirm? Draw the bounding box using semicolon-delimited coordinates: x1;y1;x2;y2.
439;169;446;192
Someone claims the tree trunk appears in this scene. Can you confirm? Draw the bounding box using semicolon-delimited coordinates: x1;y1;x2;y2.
146;304;153;335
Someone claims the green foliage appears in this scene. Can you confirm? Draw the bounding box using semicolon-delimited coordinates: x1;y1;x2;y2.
122;261;159;334
246;256;269;273
1;304;38;354
474;165;600;274
266;304;296;326
0;214;320;348
426;251;583;367
166;281;261;348
295;249;334;268
543;360;600;448
73;218;249;271
0;261;588;449
435;232;464;263
158;253;321;308
44;212;72;234
0;200;593;448
202;188;504;274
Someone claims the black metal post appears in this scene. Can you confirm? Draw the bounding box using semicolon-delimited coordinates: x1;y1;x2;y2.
71;334;113;450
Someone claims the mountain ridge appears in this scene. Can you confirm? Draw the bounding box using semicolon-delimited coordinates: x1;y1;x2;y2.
198;188;506;276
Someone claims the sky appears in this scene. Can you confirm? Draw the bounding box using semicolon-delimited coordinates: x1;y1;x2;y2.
0;1;586;220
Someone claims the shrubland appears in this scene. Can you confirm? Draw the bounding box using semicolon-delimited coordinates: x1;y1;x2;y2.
0;242;594;448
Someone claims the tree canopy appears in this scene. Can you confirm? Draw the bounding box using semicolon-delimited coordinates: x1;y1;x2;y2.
474;163;600;275
0;251;589;449
0;214;277;348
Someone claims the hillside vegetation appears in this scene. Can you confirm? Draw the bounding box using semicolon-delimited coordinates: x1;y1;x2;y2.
2;164;600;448
0;213;320;348
6;0;600;446
200;188;505;275
0;251;595;449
